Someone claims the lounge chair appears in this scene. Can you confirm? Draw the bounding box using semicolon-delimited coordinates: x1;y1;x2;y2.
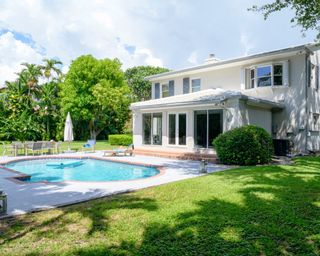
82;139;96;152
103;144;134;157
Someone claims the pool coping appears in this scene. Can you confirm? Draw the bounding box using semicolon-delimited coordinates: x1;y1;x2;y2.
0;155;165;184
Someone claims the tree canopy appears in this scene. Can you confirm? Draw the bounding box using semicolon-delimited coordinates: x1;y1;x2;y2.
0;59;62;141
59;55;130;140
125;66;169;102
250;0;320;41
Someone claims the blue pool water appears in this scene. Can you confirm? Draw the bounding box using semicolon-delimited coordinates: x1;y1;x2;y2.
5;158;160;182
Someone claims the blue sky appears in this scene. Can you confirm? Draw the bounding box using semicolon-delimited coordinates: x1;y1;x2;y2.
0;0;317;86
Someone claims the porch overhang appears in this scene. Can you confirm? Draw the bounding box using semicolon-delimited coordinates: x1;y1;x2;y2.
130;89;285;111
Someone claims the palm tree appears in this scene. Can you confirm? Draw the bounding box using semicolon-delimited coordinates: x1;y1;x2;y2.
42;58;63;80
20;63;42;89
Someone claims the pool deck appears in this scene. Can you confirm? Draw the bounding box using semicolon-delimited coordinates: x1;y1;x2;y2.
0;152;231;217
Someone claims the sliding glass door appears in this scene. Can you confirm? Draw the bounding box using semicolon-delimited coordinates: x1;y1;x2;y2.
142;114;152;145
194;110;222;148
142;113;162;145
168;113;187;146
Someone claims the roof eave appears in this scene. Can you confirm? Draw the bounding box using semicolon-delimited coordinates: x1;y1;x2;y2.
146;43;317;81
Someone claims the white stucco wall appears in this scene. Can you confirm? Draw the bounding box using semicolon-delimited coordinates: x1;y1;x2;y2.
138;46;320;153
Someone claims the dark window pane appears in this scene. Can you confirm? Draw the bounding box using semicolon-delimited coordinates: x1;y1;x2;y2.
257;66;271;77
169;114;176;145
183;78;190;94
273;65;283;75
142;114;151;145
251;79;255;88
250;69;255;79
208;110;222;147
257;77;271;87
194;110;207;147
273;76;283;86
169;80;174;96
154;83;160;99
178;114;186;145
152;113;162;145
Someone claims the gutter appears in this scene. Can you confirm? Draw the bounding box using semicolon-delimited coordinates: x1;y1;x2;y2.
145;43;317;81
130;95;285;111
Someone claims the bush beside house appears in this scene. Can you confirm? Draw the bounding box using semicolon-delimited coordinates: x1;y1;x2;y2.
109;134;133;146
213;125;274;165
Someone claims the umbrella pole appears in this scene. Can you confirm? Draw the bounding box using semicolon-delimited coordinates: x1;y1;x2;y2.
68;141;71;151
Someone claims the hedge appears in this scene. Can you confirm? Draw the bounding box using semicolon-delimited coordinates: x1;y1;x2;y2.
213;125;274;165
108;134;133;146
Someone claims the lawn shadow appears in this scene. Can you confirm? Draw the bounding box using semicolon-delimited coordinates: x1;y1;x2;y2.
72;160;320;255
0;193;158;245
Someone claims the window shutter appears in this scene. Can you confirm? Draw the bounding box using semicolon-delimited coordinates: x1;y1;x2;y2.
240;68;246;90
169;80;174;96
183;78;190;94
283;60;289;86
154;83;160;99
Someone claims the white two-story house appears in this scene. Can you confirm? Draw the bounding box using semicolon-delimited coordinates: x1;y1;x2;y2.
130;43;320;156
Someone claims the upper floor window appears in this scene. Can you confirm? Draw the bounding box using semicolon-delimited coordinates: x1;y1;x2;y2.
161;80;174;98
162;84;169;98
257;66;272;87
246;63;286;89
192;78;201;92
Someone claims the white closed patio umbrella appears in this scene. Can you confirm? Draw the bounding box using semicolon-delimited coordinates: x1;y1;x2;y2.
64;112;74;152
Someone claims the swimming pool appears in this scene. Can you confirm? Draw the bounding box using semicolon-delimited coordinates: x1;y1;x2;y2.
5;158;160;182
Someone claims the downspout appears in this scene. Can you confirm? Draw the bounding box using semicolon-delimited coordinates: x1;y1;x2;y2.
305;49;311;153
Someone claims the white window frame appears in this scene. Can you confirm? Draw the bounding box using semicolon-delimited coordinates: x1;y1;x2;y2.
246;61;287;89
191;78;201;93
167;112;188;147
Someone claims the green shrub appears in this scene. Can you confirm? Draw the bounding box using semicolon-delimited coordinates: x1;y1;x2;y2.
108;134;133;146
213;125;274;165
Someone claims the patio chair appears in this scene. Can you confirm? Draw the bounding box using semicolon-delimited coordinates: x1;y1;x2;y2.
82;139;96;152
103;144;134;157
26;142;43;155
1;142;15;156
41;141;55;155
12;141;25;156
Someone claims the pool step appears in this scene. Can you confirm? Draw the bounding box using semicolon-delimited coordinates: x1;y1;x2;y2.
133;148;218;163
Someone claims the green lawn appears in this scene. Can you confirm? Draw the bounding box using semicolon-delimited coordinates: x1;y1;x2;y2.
0;141;116;155
0;157;320;255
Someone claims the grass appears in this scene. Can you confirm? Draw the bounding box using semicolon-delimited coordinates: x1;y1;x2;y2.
0;140;116;155
0;157;320;255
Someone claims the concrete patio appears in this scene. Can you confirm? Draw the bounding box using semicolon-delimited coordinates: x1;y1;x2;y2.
0;152;230;217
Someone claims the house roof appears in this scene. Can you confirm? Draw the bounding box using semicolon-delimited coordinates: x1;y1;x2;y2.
146;43;318;81
130;88;285;110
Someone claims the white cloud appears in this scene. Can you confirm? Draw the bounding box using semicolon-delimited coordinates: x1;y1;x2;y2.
0;0;317;84
0;31;43;87
240;32;255;56
187;51;198;65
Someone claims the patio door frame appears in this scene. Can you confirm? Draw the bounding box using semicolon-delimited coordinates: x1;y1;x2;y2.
194;109;223;148
167;112;188;147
